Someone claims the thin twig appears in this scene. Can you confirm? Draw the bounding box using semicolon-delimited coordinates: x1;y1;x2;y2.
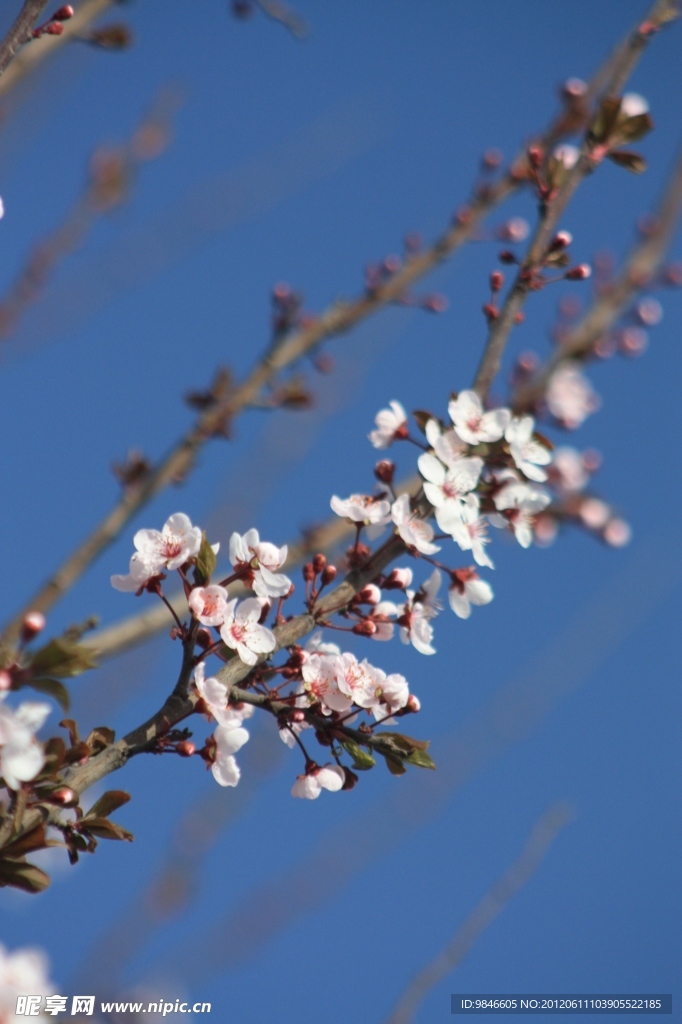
472;0;677;400
0;0;50;78
385;804;573;1024
513;144;682;412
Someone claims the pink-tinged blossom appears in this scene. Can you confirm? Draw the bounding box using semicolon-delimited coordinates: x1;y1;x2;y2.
193;663;255;730
334;653;377;707
188;585;229;626
579;497;611;530
425;419;467;466
439;494;494;569
448;568;494;619
391;493;440;555
367;600;400;641
229;529;291;599
398;594;437;656
504;416;552;482
546;362;600;429
111;552;158;593
448;391;511;445
304;631;341;657
491;480;551;548
418;451;483;511
368;670;410;722
292;765;345;800
302;654;352;714
279;715;311;749
212;721;250;787
604;518;632;547
219;598;276;666
330;493;391;526
369;400;408;448
548;447;589;493
0;944;58;1021
0;697;50;791
383;566;413;590
133;513;202;573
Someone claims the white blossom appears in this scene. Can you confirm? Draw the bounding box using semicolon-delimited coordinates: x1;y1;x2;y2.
425;419;467;466
330;493;392;526
505;416;552;482
188;585;229;626
0;944;57;1022
398;596;437;656
292;765;345;800
553;143;580;169
439;494;494;568
111;552;158;593
546;362;600;429
302;654;352;714
229;529;291;599
418;451;483;511
212;721;250;787
133;513;202;573
549;446;589;493
0;696;50;791
620;92;649;117
491;480;551;548
448;568;494;619
369;400;408;448
219;598;276;666
391;493;440;555
448;391;510;445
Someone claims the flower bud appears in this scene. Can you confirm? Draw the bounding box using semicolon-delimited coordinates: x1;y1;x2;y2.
482;148;503;170
291;710;306;723
490;270;504;292
52;4;75;18
177;741;196;757
551;230;573;250
421;294;448;313
374;459;395;484
406;694;421;713
528;144;544;168
52;787;78;807
352;619;377;636
312;553;327;574
321;565;337;586
341;767;359;791
21;611;46;645
302;562;316;583
0;670;12;692
566;263;592;280
383;567;413;590
195;628;213;649
357;584;381;605
603;518;632;547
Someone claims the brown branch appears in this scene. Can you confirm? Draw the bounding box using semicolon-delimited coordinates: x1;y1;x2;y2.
0;0;50;78
513;143;682;413
255;0;308;38
472;0;677;400
0;0;114;98
385;804;573;1024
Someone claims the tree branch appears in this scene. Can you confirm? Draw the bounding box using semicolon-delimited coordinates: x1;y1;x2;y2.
0;0;50;78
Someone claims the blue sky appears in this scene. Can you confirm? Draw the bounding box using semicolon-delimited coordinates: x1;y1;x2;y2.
0;2;680;1022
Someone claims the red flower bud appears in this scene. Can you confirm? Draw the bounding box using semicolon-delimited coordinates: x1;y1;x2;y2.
374;459;395;484
52;787;78;807
302;563;316;583
321;565;337;586
0;671;11;692
566;263;592;280
52;5;75;19
176;741;196;757
352;620;377;636
312;553;327;574
21;611;46;644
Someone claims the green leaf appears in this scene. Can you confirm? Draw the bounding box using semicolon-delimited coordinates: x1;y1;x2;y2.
85;791;130;819
590;96;622;143
340;738;376;770
383;754;407;776
82;817;134;841
25;677;70;712
405;748;436;770
380;731;430;753
607;150;647;174
0;859;50;893
193;532;217;586
30;639;97;679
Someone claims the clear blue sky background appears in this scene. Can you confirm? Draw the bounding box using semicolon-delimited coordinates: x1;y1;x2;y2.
0;1;680;1021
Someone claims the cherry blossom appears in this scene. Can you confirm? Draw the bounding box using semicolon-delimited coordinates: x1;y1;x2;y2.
553;143;580;169
188;584;229;626
448;390;511;445
620;92;649;117
491;479;551;548
505;416;552;482
0;696;50;790
546;362;600;429
302;653;352;713
212;720;250;787
366;600;399;640
438;494;494;569
228;529;291;599
368;670;410;722
292;765;345;799
111;552;159;593
133;513;202;573
391;493;440;555
398;592;437;656
448;568;494;619
579;497;611;530
369;400;408;448
548;446;590;493
418;451;483;512
0;944;57;1020
334;653;378;707
330;493;392;526
425;419;468;466
219;598;277;666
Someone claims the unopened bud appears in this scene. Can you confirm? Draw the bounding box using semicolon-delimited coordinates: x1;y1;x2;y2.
482;148;503;170
352;620;377;636
341;767;359;791
582;448;602;473
528;144;544;168
566;263;592;280
619;326;648;357
45;22;64;34
52;787;78;807
321;565;337;586
514;311;525;325
603;517;632;547
483;302;499;321
357;584;381;605
302;563;316;583
176;741;195;757
406;694;421;713
52;4;75;18
0;670;12;692
195;628;213;649
499;249;517;264
383;567;413;590
562;77;587;100
490;270;504;292
291;709;306;723
551;230;573;250
312;553;327;574
374;459;395;484
421;293;448;313
21;611;46;644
